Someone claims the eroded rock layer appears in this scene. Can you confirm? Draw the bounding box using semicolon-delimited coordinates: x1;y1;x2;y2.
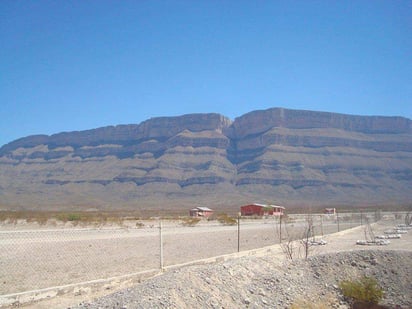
0;108;411;210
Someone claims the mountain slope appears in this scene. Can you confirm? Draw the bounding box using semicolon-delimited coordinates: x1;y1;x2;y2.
0;108;411;210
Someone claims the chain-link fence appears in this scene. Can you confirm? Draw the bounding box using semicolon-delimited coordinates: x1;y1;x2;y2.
0;211;408;297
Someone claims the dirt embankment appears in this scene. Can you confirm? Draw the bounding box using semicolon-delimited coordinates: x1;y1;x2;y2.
74;250;412;309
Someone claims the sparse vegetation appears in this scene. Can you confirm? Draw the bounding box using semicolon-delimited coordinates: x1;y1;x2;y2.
180;217;201;227
26;215;48;225
66;213;82;221
281;235;299;260
217;213;237;226
279;214;318;260
135;221;145;228
339;276;384;307
301;214;315;259
280;221;302;260
0;210;127;227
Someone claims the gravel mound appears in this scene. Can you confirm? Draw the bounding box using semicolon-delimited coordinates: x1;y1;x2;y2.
74;250;412;309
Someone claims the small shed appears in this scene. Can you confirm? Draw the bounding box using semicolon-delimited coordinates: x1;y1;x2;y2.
189;207;214;218
240;203;285;217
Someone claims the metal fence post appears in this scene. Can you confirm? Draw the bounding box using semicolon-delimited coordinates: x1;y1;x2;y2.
237;213;240;252
337;211;340;232
159;220;164;271
279;214;282;244
360;210;363;226
320;214;324;237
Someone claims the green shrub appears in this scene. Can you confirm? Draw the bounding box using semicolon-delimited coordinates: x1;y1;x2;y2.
56;213;82;222
339;276;384;306
67;213;81;221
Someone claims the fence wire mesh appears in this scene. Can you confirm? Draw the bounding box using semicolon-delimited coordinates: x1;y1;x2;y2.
0;211;407;296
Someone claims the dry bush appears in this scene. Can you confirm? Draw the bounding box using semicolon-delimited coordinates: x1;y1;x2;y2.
180;217;201;227
301;214;315;259
280;223;302;260
217;213;237;226
0;210;131;227
280;215;316;260
281;237;300;260
135;221;145;228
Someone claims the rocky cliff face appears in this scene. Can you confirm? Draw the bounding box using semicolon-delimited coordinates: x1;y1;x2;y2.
0;108;411;211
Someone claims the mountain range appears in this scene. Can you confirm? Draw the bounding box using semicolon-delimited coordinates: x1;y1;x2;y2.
1;107;411;212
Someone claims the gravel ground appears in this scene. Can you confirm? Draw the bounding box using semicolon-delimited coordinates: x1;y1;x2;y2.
73;250;412;309
71;219;412;309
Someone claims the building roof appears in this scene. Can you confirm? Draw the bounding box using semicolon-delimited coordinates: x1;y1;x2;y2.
195;207;213;212
252;203;267;207
244;203;285;209
269;204;286;210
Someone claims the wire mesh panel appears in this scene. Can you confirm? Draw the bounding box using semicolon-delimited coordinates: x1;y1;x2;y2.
0;211;403;296
0;227;160;295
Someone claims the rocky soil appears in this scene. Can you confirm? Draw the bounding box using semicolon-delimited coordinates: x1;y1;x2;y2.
73;249;412;309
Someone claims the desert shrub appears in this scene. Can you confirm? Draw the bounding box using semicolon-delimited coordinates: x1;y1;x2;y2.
136;221;145;228
217;213;237;226
28;215;48;225
67;213;81;221
339;276;384;307
56;213;81;222
106;216;124;226
181;217;201;227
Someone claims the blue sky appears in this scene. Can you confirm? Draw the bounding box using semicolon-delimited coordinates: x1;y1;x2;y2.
1;1;411;147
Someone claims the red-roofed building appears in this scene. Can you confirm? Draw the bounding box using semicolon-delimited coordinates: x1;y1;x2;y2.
240;203;285;217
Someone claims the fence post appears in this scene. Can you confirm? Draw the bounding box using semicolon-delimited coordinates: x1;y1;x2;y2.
159;220;164;271
320;214;324;237
337;211;340;232
237;213;240;252
279;214;282;244
360;210;363;226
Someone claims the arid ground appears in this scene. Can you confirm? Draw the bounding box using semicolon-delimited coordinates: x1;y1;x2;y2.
0;212;411;308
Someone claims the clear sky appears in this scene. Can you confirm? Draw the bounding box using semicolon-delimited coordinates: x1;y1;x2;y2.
1;1;411;147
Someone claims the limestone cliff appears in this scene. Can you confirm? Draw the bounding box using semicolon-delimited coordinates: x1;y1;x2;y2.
0;108;411;210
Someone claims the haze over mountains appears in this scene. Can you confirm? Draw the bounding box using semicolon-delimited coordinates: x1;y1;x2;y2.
0;107;411;211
